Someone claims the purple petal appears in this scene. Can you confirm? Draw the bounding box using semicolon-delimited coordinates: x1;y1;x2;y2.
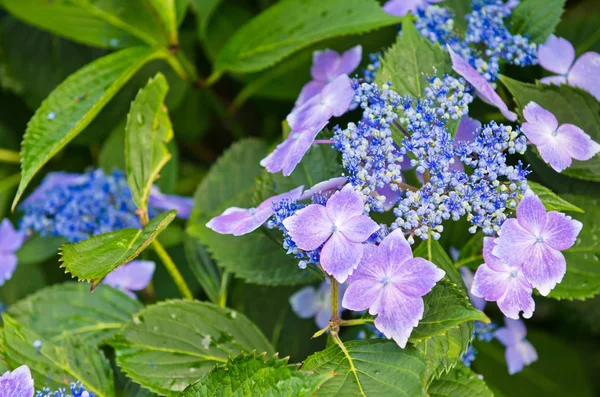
471;263;511;302
149;186;193;220
377;229;414;272
392;257;445;297
505;341;538;375
0;219;25;253
339;215;380;243
497;272;535;320
482;237;510;272
103;260;155;293
522;244;566;296
556;123;600;161
374;288;424;348
537;139;574;172
23;172;83;205
516;190;547;236
289;286;319;319
383;0;423;16
315;307;331;330
206;207;253;234
537;35;575;75
338;45;363;76
260;121;328;176
540;75;567;86
541;211;582;251
448;46;517;121
347;244;386;283
0;253;17;286
521;102;558;146
257;186;304;211
494;219;536;267
496;318;528;345
311;49;342;82
325;185;365;226
454;115;481;143
299;177;348;201
342;277;383;312
282;204;332;251
460;267;486;311
0;365;34;396
568;52;600;101
375;184;402;211
295;80;326;108
320;233;363;283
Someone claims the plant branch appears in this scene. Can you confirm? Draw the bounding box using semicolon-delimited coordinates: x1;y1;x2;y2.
0;148;20;164
152;239;194;300
339;318;374;327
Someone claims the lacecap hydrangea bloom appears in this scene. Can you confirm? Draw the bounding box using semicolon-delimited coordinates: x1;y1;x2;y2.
495;318;538;374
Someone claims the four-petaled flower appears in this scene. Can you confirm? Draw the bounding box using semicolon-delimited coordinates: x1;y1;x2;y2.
383;0;442;17
289;281;347;329
495;318;538;375
471;237;534;319
538;35;600;100
459;266;486;311
0;219;25;286
283;185;380;282
207;186;304;236
295;46;362;107
342;229;445;347
521;101;600;172
448;46;517;121
149;186;194;220
0;365;34;396
493;190;582;296
103;260;156;299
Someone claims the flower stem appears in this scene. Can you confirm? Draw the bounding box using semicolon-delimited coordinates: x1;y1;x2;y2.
218;271;231;308
339;318;374;327
330;276;339;322
152;240;194;300
0;148;20;164
313;139;334;145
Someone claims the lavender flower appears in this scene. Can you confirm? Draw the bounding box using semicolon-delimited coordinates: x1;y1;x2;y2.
36;381;95;397
342;229;445;347
495;318;538;374
459;266;486;311
521;102;600;172
0;219;25;286
383;0;442;16
0;365;34;396
102;260;155;299
289;281;346;328
148;186;193;220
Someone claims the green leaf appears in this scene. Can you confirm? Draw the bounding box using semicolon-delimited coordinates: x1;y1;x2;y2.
455;233;485;270
428;364;493;397
191;0;224;39
415;239;467;291
181;352;332;396
8;282;142;345
528;181;584;213
16;235;65;266
302;340;427;396
125;73;173;213
1;314;114;395
184;235;222;305
213;0;401;74
12;46;168;209
510;0;566;43
500;76;600;182
376;16;451;98
114;300;274;395
145;0;179;46
60;210;176;287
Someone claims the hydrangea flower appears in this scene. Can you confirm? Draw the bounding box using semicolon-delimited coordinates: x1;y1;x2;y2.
102;260;155;299
495;318;538;374
448;46;518;121
471;237;535;319
459;266;486;311
295;46;362;107
0;219;25;286
342;229;445;347
36;381;95;397
298;177;348;201
289;281;346;328
383;0;442;16
493;190;583;296
521;102;600;172
282;185;380;282
148;186;193;220
207;186;304;236
261;75;354;176
538;35;600;100
0;365;34;396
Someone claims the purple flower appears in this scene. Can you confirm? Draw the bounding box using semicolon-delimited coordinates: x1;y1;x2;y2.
298;177;348;201
282;185;380;282
383;0;442;16
207;186;304;236
342;229;445;347
295;46;362;107
289;281;346;329
149;186;193;220
495;318;538;374
459;266;486;311
493;190;583;296
261;75;354;176
471;238;534;319
538;35;600;100
451;115;481;172
448;46;517;121
521;102;600;172
102;260;155;299
0;219;25;286
22;172;83;205
0;365;34;396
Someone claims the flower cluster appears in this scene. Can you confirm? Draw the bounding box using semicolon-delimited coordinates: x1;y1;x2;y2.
36;382;94;397
0;365;94;397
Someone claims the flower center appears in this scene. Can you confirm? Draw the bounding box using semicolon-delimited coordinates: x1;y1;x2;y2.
510;269;518;278
381;276;391;285
551;129;558;137
292;133;300;140
536;236;543;243
331;224;338;233
320;98;326;105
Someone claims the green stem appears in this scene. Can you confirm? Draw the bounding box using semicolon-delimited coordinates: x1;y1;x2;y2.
0;172;21;194
163;49;197;83
218;271;231;308
205;70;223;87
339;318;374;327
454;254;483;269
152;240;194;300
0;148;20;164
330;276;339;322
331;332;366;397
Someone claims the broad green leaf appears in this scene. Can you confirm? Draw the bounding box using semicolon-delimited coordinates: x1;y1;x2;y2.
1;314;114;395
145;0;179;46
99;119;127;172
184;235;222;305
428;364;493;397
16;235;65;266
8;282;142;345
13;46;169;209
60;210;176;286
500;76;600;182
510;0;566;43
176;0;190;26
191;0;224;39
376;16;451;98
0;0;174;48
125;73;173;213
213;0;401;74
528;181;584;213
201;2;254;61
114;300;274;395
415;239;467;291
181;352;332;396
302;340;427;396
455;233;485;270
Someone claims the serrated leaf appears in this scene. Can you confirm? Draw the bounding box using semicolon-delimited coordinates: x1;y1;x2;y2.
8;282;142;345
60;210;176;287
181;352;332;396
428;364;493;397
0;314;114;395
13;47;168;209
528;181;584;213
500;76;600;182
376;16;452;97
302;339;427;396
213;0;400;74
510;0;566;43
114;300;274;395
125;73;173;213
